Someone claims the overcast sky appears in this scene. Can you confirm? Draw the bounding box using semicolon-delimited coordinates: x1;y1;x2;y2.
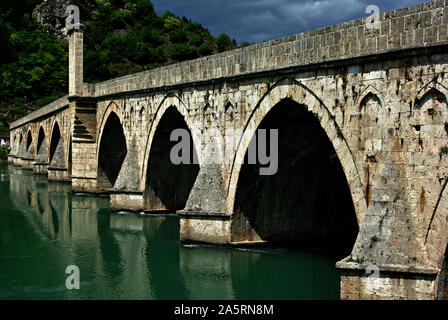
151;0;430;44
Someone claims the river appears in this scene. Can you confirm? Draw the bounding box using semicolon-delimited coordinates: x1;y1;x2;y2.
0;165;341;299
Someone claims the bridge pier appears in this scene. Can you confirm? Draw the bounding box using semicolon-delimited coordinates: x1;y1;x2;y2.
178;212;231;245
33;162;48;175
70;97;98;193
48;167;70;182
110;192;145;212
7;155;15;165
21;158;34;170
13;157;22;166
336;262;440;300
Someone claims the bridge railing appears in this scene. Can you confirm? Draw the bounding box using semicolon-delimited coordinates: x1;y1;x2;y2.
10;0;448;127
9;95;69;130
91;0;448;97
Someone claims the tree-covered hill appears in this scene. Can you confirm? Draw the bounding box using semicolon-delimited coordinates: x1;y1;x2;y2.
0;0;238;134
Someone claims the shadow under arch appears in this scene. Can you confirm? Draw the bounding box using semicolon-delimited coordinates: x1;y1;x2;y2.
360;92;382;111
414;80;448;109
143;105;199;212
415;87;448;110
37;126;45;153
140;94;201;185
228;79;367;226
18;132;23;150
36;126;46;160
97;110;127;190
358;85;383;111
26;129;33;151
49;121;61;164
230;97;358;256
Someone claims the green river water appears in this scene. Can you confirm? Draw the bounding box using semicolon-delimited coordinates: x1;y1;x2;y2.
0;165;340;300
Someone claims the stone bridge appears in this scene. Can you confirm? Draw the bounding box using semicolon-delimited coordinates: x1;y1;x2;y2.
8;0;448;299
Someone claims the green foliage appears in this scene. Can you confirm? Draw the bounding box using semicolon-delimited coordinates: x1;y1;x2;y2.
141;29;163;47
169;44;198;61
0;12;68;107
169;28;187;43
198;42;213;56
345;256;364;264
215;33;234;52
241;41;255;47
163;11;181;30
0;0;238;129
189;35;204;47
184;22;204;33
440;146;448;158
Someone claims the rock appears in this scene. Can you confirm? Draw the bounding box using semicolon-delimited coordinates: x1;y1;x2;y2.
32;0;71;39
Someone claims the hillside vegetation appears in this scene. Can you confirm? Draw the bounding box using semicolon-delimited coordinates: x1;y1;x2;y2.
0;0;238;134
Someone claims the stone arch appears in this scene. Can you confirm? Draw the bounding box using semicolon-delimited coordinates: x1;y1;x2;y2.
141;94;201;184
26;128;33;151
360;92;382;111
358;85;383;111
138;106;146;128
224;101;236;122
97;104;127;191
415;87;447;110
413;87;448;126
141;95;200;212
225;101;235;112
17;132;23;155
49;120;62;164
36;126;46;153
415;80;448;109
228;78;367;226
35;125;48;164
130;106;136;129
97;102;126;151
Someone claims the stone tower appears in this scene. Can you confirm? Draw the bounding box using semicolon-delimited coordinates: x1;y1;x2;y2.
68;27;83;96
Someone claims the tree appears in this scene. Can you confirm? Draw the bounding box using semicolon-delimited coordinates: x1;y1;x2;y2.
216;33;232;52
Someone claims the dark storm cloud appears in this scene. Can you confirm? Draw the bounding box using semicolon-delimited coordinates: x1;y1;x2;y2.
151;0;429;43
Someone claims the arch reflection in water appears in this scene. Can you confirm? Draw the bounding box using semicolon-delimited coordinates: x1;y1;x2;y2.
2;165;340;299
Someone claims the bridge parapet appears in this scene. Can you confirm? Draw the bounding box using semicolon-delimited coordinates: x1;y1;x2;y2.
9;95;69;130
90;0;448;97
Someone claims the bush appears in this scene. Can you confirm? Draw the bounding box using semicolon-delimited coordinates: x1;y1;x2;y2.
147;46;166;64
102;34;125;63
215;33;232;52
198;42;213;55
169;44;198;61
184;22;204;33
163;14;181;30
141;29;163;47
241;41;255;47
169;29;187;43
189;35;204;47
